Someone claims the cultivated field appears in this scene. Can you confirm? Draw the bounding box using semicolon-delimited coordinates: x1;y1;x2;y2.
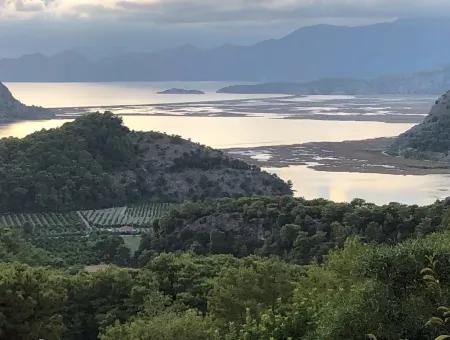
0;212;84;235
80;203;172;228
0;202;172;233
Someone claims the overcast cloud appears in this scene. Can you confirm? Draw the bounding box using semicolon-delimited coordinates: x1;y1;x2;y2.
1;0;450;58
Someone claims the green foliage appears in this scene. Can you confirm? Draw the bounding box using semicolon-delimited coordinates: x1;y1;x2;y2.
81;202;172;228
0;227;61;266
220;301;308;340
147;196;448;264
294;233;450;339
0;211;85;235
388;92;450;159
0;262;67;340
0;112;290;213
64;266;165;340
422;256;450;339
145;252;240;312
1;196;450;339
0;112;135;212
208;256;302;325
0;226;133;267
100;310;213;340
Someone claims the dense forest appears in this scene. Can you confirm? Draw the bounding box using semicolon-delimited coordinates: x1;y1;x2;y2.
1;196;450;339
1;231;450;339
0;112;290;212
143;196;448;264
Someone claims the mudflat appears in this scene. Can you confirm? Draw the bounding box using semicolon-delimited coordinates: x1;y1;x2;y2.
227;138;450;175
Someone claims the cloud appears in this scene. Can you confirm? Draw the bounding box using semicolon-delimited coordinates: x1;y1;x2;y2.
1;0;450;59
0;0;53;18
1;0;450;23
14;0;46;12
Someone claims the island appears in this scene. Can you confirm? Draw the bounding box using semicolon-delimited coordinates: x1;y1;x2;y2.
0;81;53;122
157;88;205;95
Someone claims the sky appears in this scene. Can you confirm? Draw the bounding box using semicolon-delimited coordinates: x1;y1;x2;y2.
1;0;450;58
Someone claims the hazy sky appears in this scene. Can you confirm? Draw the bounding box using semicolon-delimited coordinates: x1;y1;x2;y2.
1;0;450;58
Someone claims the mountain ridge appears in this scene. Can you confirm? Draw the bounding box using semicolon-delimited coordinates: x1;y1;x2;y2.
218;67;450;95
2;18;450;82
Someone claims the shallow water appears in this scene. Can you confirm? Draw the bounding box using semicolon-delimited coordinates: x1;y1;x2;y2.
5;82;434;122
267;165;450;205
0;116;413;148
2;115;442;205
1;82;447;205
5;81;276;107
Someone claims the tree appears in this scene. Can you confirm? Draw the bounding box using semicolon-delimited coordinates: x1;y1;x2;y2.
0;262;67;340
100;310;212;340
208;257;301;325
64;267;163;340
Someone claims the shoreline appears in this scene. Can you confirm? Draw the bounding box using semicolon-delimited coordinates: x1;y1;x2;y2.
53;111;425;123
226;138;450;176
49;94;432;124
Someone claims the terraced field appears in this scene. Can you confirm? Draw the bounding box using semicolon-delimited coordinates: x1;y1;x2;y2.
0;212;84;235
0;202;173;233
80;203;172;228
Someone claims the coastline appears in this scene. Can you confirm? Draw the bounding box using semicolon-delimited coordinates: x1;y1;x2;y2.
50;94;432;124
226;138;450;176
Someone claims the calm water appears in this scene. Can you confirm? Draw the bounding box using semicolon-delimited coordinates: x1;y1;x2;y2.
1;81;447;205
268;165;450;206
0;116;412;148
5;81;275;107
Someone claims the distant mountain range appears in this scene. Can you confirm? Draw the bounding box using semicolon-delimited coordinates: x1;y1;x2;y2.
2;18;450;83
218;67;450;95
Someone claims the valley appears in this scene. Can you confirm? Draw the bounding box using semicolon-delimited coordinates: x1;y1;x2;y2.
5;6;450;340
1;81;448;204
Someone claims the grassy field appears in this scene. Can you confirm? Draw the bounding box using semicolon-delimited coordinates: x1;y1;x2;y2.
121;235;143;255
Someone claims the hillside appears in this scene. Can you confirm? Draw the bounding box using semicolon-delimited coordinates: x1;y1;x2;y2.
0;82;52;121
218;67;450;95
218;79;372;95
0;112;290;212
388;91;450;160
143;196;447;264
2;19;450;82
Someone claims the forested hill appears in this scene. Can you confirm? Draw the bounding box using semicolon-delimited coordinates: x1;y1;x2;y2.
388;90;450;160
0;112;290;212
144;196;448;264
0;81;52;121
